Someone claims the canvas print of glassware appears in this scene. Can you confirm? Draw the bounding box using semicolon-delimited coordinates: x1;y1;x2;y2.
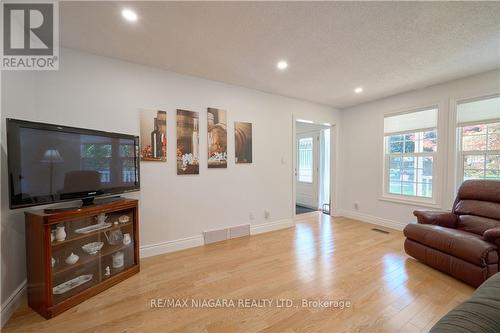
176;109;200;175
207;108;228;169
140;110;167;162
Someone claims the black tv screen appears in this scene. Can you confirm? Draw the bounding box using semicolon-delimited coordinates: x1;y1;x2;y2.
7;119;140;209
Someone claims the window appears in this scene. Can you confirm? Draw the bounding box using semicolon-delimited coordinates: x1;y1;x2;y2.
120;140;138;183
457;96;500;181
298;137;313;183
81;142;112;183
80;137;137;184
383;108;438;200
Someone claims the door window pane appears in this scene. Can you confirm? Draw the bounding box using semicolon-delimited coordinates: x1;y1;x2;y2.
298;138;313;183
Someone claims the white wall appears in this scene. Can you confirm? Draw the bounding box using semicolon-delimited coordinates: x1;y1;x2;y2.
0;48;341;320
1;70;37;326
338;69;500;229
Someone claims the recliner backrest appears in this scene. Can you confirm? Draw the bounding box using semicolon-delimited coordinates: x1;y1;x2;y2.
453;180;500;235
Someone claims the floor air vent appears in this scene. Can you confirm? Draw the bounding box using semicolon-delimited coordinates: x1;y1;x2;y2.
203;229;228;244
203;224;251;245
371;228;390;234
229;224;250;239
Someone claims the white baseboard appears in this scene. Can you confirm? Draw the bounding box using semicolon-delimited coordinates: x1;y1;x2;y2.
337;209;407;231
140;218;294;258
250;218;294;235
1;280;26;328
140;235;204;258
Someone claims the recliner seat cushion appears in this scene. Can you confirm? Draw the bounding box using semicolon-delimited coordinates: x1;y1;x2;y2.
404;239;497;287
404;223;498;265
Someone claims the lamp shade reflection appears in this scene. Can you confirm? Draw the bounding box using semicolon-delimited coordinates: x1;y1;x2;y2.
40;149;64;196
41;149;64;163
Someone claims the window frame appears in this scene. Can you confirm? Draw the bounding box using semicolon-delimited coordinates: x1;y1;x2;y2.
455;93;500;185
380;105;442;207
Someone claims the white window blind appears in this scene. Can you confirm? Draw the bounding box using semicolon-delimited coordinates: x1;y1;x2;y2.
457;96;500;126
384;108;438;135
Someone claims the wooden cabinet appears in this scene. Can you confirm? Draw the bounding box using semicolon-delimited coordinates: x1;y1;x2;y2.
25;198;140;319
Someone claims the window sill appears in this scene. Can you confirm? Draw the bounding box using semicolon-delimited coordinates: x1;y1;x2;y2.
379;195;441;209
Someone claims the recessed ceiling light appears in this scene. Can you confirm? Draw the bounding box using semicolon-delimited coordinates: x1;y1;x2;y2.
323;123;332;126
122;9;138;22
277;61;288;70
296;119;313;124
354;87;363;94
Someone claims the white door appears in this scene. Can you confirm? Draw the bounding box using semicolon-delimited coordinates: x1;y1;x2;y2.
296;133;319;209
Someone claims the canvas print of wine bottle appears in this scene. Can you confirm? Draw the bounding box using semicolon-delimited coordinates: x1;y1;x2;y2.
177;109;200;175
235;122;252;163
140;110;166;162
207;108;227;168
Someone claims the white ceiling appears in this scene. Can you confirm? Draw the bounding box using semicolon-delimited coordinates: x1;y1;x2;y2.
60;2;500;109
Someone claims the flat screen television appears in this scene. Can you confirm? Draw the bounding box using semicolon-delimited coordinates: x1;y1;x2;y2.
7;119;140;209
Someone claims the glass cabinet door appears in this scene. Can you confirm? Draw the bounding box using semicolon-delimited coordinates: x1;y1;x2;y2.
49;208;135;305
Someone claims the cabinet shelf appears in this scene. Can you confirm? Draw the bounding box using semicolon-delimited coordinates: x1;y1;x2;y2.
52;242;134;276
51;221;132;248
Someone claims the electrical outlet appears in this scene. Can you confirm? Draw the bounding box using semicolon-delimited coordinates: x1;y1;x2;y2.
264;211;270;219
249;212;255;220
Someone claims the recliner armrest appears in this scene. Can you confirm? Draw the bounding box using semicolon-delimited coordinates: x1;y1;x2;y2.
413;210;457;228
483;227;500;243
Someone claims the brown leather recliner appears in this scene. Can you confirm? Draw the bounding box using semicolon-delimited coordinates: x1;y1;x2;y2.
404;179;500;287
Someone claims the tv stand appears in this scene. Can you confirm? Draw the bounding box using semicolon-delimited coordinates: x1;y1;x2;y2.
44;196;125;214
25;198;139;318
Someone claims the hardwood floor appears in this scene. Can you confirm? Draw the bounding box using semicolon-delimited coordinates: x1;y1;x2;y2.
3;213;473;333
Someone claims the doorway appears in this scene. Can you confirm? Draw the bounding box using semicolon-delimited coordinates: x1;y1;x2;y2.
295;121;331;215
